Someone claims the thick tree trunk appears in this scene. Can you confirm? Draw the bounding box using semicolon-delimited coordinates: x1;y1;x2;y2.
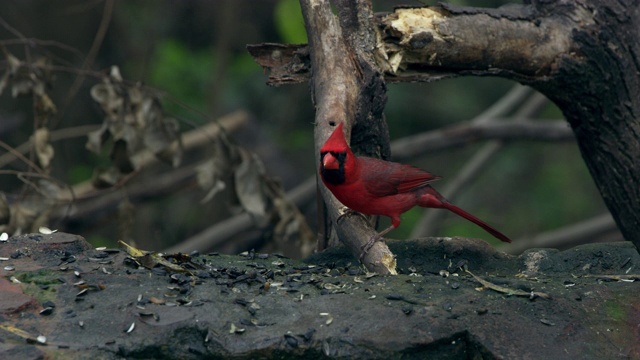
248;0;640;257
299;0;396;274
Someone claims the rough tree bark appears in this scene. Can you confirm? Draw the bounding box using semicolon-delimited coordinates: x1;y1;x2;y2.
298;0;397;274
248;0;640;269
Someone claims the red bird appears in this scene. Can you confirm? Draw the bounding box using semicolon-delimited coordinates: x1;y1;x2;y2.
319;122;512;249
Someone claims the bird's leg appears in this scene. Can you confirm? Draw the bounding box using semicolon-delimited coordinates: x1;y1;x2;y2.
359;225;395;261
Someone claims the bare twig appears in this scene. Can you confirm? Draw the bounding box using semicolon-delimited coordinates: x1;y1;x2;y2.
466;269;551;299
505;213;621;254
56;0;114;127
163;176;316;256
583;274;640;281
59;110;250;201
0;140;45;174
391;118;572;159
411;91;550;238
0;125;99;169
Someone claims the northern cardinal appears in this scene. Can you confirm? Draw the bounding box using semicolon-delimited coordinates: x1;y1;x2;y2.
319;122;512;250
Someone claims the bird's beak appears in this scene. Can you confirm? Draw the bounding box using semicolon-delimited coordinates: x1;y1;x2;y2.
322;152;339;170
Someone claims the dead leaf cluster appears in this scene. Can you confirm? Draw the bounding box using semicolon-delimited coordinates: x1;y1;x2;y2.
0;50;312;255
1;48;56;171
196;131;314;256
87;66;183;188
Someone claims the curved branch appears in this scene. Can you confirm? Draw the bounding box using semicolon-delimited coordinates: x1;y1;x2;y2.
411;92;550;238
302;0;396;274
391;116;572;159
505;213;621;254
163;177;317;256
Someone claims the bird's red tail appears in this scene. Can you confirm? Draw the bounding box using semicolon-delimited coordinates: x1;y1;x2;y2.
442;202;512;243
418;187;512;243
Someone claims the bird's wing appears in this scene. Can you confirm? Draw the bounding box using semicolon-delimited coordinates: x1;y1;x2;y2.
358;157;441;197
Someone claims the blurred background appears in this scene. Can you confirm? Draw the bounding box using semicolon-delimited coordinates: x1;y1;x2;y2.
0;0;621;258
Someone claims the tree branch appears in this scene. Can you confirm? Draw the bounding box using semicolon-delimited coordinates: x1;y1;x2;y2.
506;213;621;254
301;0;396;274
391;116;572;160
411;91;551;238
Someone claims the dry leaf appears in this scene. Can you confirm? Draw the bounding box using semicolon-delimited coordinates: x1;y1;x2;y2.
33;128;54;169
234;149;268;221
87;65;183;188
196;135;237;203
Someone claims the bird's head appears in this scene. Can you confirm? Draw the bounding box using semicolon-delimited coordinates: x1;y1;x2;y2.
319;122;352;185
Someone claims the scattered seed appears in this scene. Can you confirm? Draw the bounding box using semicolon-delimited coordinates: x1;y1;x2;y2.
229;323;245;334
10;276;20;283
0;232;8;241
74;270;81;277
439;270;450;277
101;267;111;275
540;319;555;326
284;334;298;348
0;257;9;261
76;289;88;297
149;297;165;305
125;322;135;333
38;226;57;234
79;321;84;328
442;302;453;312
454;259;469;270
4;265;15;271
302;328;315;342
323;283;341;290
139;311;159;321
40;307;54;316
36;335;47;344
319;313;333;325
620;257;632;269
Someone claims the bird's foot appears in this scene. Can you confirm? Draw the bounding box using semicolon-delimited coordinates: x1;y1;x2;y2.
359;233;383;262
336;207;366;223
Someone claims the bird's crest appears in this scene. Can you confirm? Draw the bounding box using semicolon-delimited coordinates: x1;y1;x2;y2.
320;122;349;152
